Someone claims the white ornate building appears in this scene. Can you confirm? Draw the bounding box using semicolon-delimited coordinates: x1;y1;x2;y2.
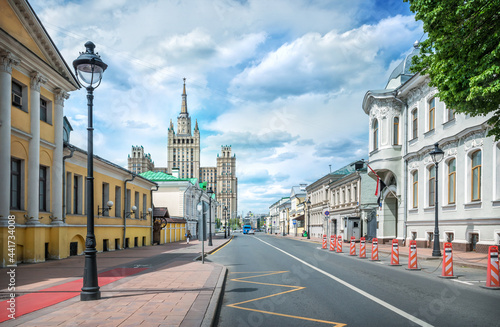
362;42;500;252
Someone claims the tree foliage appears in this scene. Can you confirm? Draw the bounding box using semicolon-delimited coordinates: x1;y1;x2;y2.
405;0;500;139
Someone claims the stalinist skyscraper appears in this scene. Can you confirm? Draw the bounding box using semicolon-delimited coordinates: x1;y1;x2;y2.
167;79;200;179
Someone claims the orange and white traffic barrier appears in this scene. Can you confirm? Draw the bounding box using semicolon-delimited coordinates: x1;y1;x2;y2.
441;242;456;278
337;235;343;253
407;240;420;270
330;235;336;251
484;246;500;289
390;239;401;266
359;237;366;259
322;235;327;249
349;236;356;256
371;238;379;261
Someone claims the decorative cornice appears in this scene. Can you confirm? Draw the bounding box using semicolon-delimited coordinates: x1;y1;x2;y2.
54;88;70;106
0;50;20;74
30;71;47;92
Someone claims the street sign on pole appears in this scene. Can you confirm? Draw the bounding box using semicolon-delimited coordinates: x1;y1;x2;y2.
325;211;330;216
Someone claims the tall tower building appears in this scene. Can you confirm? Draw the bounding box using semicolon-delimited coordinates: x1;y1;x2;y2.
128;145;154;174
217;145;238;226
167;79;200;179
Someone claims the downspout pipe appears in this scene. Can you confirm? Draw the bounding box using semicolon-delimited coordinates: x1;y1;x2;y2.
392;91;408;245
150;184;159;245
123;173;136;249
62;144;75;223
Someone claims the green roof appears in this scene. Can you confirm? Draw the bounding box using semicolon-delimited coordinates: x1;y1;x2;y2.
140;171;197;184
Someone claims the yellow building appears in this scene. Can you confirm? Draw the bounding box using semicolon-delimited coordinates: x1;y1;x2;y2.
0;0;157;266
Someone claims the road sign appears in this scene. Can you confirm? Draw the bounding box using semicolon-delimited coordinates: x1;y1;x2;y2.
325;211;330;216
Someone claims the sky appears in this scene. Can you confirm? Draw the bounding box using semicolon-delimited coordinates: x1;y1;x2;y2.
30;0;423;215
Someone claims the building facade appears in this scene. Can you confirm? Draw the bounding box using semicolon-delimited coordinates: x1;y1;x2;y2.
289;185;306;237
0;0;157;266
327;161;378;241
128;145;154;174
167;79;200;180
199;166;217;194
141;171;216;241
362;42;500;252
216;146;238;227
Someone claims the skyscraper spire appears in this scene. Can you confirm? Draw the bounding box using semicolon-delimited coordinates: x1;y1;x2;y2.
181;77;188;114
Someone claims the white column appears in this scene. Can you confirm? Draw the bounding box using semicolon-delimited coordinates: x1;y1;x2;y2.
51;88;69;225
26;72;46;224
0;51;19;223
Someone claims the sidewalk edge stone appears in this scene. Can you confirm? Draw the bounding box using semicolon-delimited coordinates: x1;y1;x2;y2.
201;266;227;327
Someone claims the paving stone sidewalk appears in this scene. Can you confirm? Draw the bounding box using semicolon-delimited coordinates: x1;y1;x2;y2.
1;235;232;326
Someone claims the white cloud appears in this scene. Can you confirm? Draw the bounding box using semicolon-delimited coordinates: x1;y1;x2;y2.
30;0;422;214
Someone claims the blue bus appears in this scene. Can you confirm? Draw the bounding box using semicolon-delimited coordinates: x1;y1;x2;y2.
243;224;252;234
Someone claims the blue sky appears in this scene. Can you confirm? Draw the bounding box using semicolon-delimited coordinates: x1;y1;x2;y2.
30;0;423;215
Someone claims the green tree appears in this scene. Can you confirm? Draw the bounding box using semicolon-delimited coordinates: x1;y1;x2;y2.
405;0;500;139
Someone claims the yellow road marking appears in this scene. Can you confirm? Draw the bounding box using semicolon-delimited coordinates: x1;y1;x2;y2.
227;271;346;326
209;237;233;255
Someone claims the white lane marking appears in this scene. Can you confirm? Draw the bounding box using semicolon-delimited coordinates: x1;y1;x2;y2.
452;279;474;286
256;237;433;327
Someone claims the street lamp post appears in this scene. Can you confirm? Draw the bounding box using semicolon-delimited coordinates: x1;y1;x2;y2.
306;199;311;239
282;209;286;236
207;188;213;246
430;143;444;257
73;41;107;301
224;206;227;238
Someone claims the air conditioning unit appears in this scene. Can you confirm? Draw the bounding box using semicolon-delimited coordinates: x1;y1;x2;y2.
12;93;22;107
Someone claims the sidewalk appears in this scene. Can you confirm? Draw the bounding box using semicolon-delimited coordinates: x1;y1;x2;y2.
0;235;232;326
273;233;489;269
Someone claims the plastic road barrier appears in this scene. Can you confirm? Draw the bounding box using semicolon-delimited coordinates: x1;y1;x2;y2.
322;235;327;249
390;239;401;266
407;240;420;270
349;236;356;256
359;237;366;258
337;235;343;253
371;238;379;261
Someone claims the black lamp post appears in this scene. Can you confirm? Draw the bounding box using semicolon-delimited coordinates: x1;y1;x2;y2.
282;209;286;236
430;142;444;257
306;199;311;239
207;188;213;246
224;206;228;238
73;41;107;301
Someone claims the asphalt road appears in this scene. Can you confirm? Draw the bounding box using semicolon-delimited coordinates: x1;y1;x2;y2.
209;233;500;327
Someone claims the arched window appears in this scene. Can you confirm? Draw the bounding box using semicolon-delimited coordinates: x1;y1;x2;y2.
393;117;399;145
411;109;418;139
448;159;456;204
373;119;379;151
428;165;435;206
412;171;418;208
471;150;481;201
429;98;435;131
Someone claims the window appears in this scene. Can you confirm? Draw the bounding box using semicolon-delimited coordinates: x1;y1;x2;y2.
447;107;455;122
428;165;435;207
448;159;456;204
393;117;399;145
372;119;379;151
39;166;48;212
412;109;418;139
412;171;418;208
102;183;109;216
143;194;147;218
115;186;121;217
10;158;22;210
73;175;83;214
135;191;140;218
471;150;481;201
12;81;23;108
429;98;435;131
40;98;48;123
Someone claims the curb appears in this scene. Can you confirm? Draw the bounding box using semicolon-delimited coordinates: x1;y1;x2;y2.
201;266;228;327
194;236;234;261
